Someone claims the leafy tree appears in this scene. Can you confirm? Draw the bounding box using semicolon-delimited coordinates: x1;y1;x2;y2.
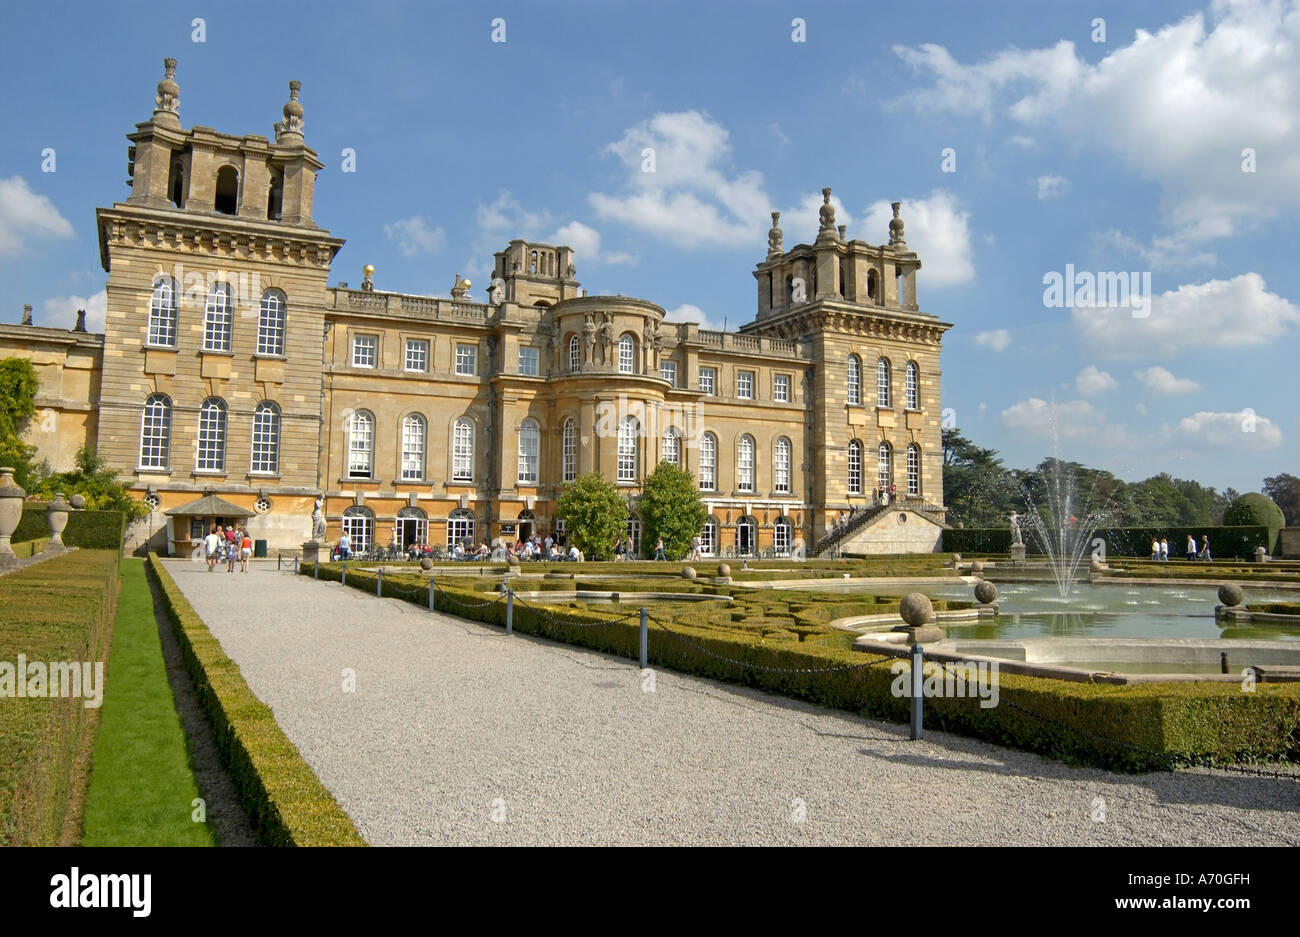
941;428;1019;527
33;445;149;522
639;461;707;560
1262;473;1300;526
0;358;40;488
556;472;628;561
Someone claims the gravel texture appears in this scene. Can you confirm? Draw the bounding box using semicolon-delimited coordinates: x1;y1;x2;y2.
165;559;1300;846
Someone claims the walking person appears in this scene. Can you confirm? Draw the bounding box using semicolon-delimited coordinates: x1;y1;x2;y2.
204;525;222;572
653;536;666;561
1186;533;1197;562
1159;537;1169;562
226;533;239;573
1150;537;1160;561
1199;535;1212;562
240;528;253;573
338;530;351;560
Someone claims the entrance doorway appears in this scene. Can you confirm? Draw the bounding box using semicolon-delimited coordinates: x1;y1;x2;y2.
397;507;427;549
736;516;756;556
518;509;536;542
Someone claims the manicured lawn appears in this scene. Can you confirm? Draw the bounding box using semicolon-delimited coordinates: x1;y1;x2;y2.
81;559;215;846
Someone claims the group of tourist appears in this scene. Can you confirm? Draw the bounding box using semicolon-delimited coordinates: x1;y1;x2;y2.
874;483;897;507
1151;534;1213;562
202;524;253;573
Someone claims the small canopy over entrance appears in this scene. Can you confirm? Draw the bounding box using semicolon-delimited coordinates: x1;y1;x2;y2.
165;493;254;557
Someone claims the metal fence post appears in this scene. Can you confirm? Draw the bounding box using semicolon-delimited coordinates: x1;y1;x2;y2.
506;587;514;635
428;576;435;612
341;562;347;586
377;568;383;597
910;642;924;741
640;606;648;669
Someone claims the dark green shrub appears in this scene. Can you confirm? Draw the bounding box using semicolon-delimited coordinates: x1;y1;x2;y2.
13;506;125;551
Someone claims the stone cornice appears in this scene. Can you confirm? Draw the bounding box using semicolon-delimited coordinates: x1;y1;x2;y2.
0;323;104;348
743;302;953;345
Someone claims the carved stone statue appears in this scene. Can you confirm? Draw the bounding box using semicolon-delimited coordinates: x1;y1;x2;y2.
1009;511;1023;547
582;312;596;363
599;313;615;364
311;498;326;542
488;277;505;305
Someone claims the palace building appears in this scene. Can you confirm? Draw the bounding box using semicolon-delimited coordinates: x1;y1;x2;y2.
7;60;954;558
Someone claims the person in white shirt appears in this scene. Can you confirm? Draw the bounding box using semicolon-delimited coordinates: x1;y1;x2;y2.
337;531;351;560
568;544;581;562
203;528;222;572
1160;537;1169;562
1186;534;1197;561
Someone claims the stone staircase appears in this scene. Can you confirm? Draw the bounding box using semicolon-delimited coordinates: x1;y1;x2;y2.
813;498;948;557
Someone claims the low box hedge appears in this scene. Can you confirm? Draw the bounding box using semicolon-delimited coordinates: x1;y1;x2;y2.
304;562;1300;773
148;555;364;846
0;550;120;845
14;505;126;551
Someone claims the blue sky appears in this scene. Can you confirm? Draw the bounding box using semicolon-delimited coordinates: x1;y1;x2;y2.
1;0;1296;493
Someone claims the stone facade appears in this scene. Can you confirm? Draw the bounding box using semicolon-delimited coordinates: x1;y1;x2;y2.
4;60;953;557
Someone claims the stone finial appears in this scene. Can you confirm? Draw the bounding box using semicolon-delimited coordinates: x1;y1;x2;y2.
837;224;846;241
766;211;783;258
153;57;181;128
361;264;375;292
818;187;836;233
73;309;87;332
21;304;32;326
275;80;305;142
889;201;906;246
450;273;470;300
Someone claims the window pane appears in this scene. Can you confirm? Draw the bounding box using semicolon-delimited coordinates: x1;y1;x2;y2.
737;435;754;491
348;412;373;478
453;420;474;481
698;434;716;489
774;438;790;493
660;360;676;386
561;419;576;481
699;368;715;395
353;335;377;368
257;291;285;356
619;335;634;374
401;415;425;480
148;280;177;347
203;285;232;352
848;441;861;495
876;358;891;407
456;344;477;375
196;398;227;471
738;371;753;399
139;395;171;468
774;374;789;402
405;339;428;372
518;346;539;377
518;419;539;483
569;336;581;373
251;403;279;474
617;418;638;481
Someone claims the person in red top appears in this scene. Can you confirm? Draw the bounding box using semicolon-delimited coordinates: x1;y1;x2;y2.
240;529;253;573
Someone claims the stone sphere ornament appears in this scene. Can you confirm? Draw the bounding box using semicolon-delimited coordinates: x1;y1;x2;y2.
507;554;520;568
970;560;984;575
69;494;86;509
682;566;697;580
899;592;935;627
1218;583;1244;607
974;581;997;605
717;563;731;578
420;557;433;570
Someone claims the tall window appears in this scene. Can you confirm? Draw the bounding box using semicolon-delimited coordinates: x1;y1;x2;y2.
878;441;893;490
617;417;638;482
701;518;718;556
139;394;171;469
257;290;286;356
737;371;754;399
347;410;374;479
907;444;921;497
518;346;539;376
447;509;475;548
342;506;374;552
148;278;178;347
698;432;717;490
699;367;716;395
662;427;681;467
905;361;919;410
625;514;642;556
452;419;474;481
848;440;862;495
619;334;635;374
401;414;426;481
876;357;891;407
196;397;227;471
203;283;233;352
774;437;791;494
561;418;577;482
518;418;540;484
250;401;280;474
352;334;377;368
774;518;792;555
455;343;477;376
737;434;755;492
847;354;862;405
569;335;581;373
405;339;429;373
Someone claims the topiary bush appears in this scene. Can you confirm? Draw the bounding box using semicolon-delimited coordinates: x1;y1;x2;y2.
1222;494;1285;553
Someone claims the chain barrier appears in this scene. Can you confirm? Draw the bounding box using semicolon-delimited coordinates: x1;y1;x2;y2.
438;590;506;611
649;615;898;675
512;594;644;629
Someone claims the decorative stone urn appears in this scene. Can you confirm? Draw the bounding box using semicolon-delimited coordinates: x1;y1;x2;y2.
0;467;25;565
45;492;70;551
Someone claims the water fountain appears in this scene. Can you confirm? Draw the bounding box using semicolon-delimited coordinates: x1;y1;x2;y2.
1018;458;1113;598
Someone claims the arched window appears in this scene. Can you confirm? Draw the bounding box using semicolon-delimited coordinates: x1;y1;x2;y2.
701;517;719;556
617;416;639;482
452;419;474;481
662;427;680;468
698;432;717;490
267;169;283;220
618;333;635;374
257;289;286;356
215;166;239;215
447;508;475;548
342;506;374;552
737;434;755;492
347;410;374;479
561;418;577;482
397;506;427;549
877;441;893;491
876;357;891;408
626;513;641;556
736;515;757;556
196;397;227;472
773;517;793;555
848;440;862;495
847;354;862;405
774;437;791;494
867;269;878;302
203;283;233;352
148;278;178;347
905;361;919;410
529;250;538;274
568;334;581;373
518;418;540;484
401;414;426;481
168;162;185;208
907;444;921;497
139;394;171;469
250;401;280;474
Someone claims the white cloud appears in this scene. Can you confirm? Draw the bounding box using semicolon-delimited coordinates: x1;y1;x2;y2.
1035;175;1068;200
0;176;74;255
1007;135;1036;148
550;220;636;268
1095;228;1217;272
1000;396;1121;442
1173;409;1283;449
41;289;106;332
891;2;1300;251
1075;365;1117;395
860;190;975;287
1133;366;1201;395
665;302;726;332
384;216;445;257
974;328;1011;352
1072;273;1300;358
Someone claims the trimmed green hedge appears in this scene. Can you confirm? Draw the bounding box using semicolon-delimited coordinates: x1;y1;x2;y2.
0;550;120;845
305;562;1300;772
1246;602;1300;615
14;505;125;551
945;525;1269;559
148;555;364;846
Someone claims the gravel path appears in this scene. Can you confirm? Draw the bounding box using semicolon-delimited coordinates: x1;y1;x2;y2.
165;559;1300;846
